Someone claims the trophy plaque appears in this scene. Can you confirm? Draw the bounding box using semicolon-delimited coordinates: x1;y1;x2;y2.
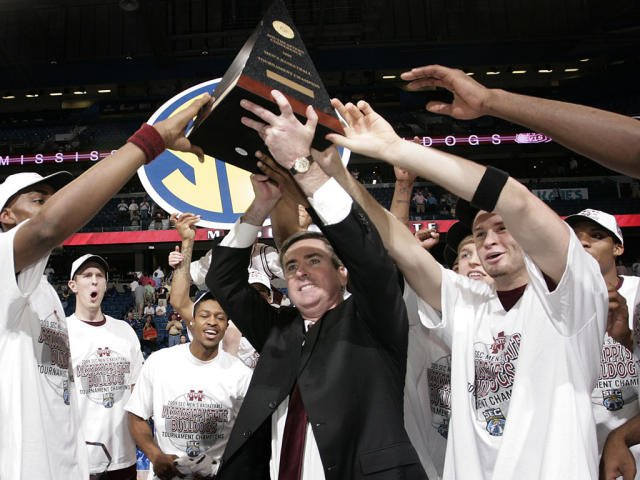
188;0;344;173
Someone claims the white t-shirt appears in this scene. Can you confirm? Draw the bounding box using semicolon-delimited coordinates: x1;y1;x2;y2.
404;284;450;480
125;344;252;480
0;222;88;479
235;336;260;369
67;314;144;473
592;275;640;477
419;229;608;480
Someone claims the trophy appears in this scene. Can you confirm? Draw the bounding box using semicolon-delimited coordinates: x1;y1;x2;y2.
188;0;343;173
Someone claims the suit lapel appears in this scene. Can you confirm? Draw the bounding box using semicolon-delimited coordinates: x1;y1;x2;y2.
223;311;304;463
298;317;321;374
297;300;349;374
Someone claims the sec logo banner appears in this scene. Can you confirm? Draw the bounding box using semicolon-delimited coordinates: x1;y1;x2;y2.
139;79;350;229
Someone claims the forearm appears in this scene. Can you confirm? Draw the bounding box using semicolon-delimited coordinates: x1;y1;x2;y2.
485;89;640;177
222;322;242;356
293;161;332;197
270;196;305;249
207;246;274;350
129;413;164;462
609;413;640;448
320;202;410;351
332;164;409;249
170;237;195;318
241;197;278;227
15;143;146;272
377;139;569;282
390;179;414;223
325;156;442;309
32;143;145;243
378;140;483;201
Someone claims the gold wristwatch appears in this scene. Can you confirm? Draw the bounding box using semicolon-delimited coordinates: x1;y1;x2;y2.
289;154;314;175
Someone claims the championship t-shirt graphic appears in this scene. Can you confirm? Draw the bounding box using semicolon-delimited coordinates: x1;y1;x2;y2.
161;389;233;457
37;308;72;404
473;330;522;436
593;333;639;411
427;354;452;438
75;347;132;408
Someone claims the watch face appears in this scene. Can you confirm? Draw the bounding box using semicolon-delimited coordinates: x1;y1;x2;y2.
295;156;310;173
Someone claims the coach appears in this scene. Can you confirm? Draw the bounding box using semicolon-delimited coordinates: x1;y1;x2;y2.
207;90;426;480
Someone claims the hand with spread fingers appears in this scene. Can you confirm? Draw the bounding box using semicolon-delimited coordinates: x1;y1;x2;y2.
326;98;405;163
240;89;317;169
153;93;211;161
400;64;490;120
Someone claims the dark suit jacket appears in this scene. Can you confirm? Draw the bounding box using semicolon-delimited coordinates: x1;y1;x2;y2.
208;205;427;479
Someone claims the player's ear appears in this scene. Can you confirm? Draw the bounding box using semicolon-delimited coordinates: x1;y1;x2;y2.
0;207;17;230
68;279;78;293
613;243;624;258
338;266;348;288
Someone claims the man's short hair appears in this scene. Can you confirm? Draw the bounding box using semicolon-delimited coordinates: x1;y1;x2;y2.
279;230;343;270
444;220;472;267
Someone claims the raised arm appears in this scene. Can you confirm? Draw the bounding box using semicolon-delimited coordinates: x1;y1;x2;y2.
206;174;282;350
12;94;210;273
389;164;440;251
166;213;248;357
241;90;331;198
308;149;444;310
262;154;312;249
168;212;200;321
390;166;416;224
326;98;569;284
401;64;640;179
242;90;444;309
241;95;442;347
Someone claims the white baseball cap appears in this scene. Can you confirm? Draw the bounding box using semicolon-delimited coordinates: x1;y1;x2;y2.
565;209;623;245
70;254;109;280
0;171;73;211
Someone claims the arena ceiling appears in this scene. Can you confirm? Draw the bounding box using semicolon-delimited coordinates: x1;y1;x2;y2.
0;0;638;107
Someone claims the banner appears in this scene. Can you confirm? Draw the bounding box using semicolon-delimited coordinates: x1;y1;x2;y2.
62;214;640;246
532;188;589;201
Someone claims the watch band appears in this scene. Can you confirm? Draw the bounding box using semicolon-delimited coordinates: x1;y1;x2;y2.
289;154;314;175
